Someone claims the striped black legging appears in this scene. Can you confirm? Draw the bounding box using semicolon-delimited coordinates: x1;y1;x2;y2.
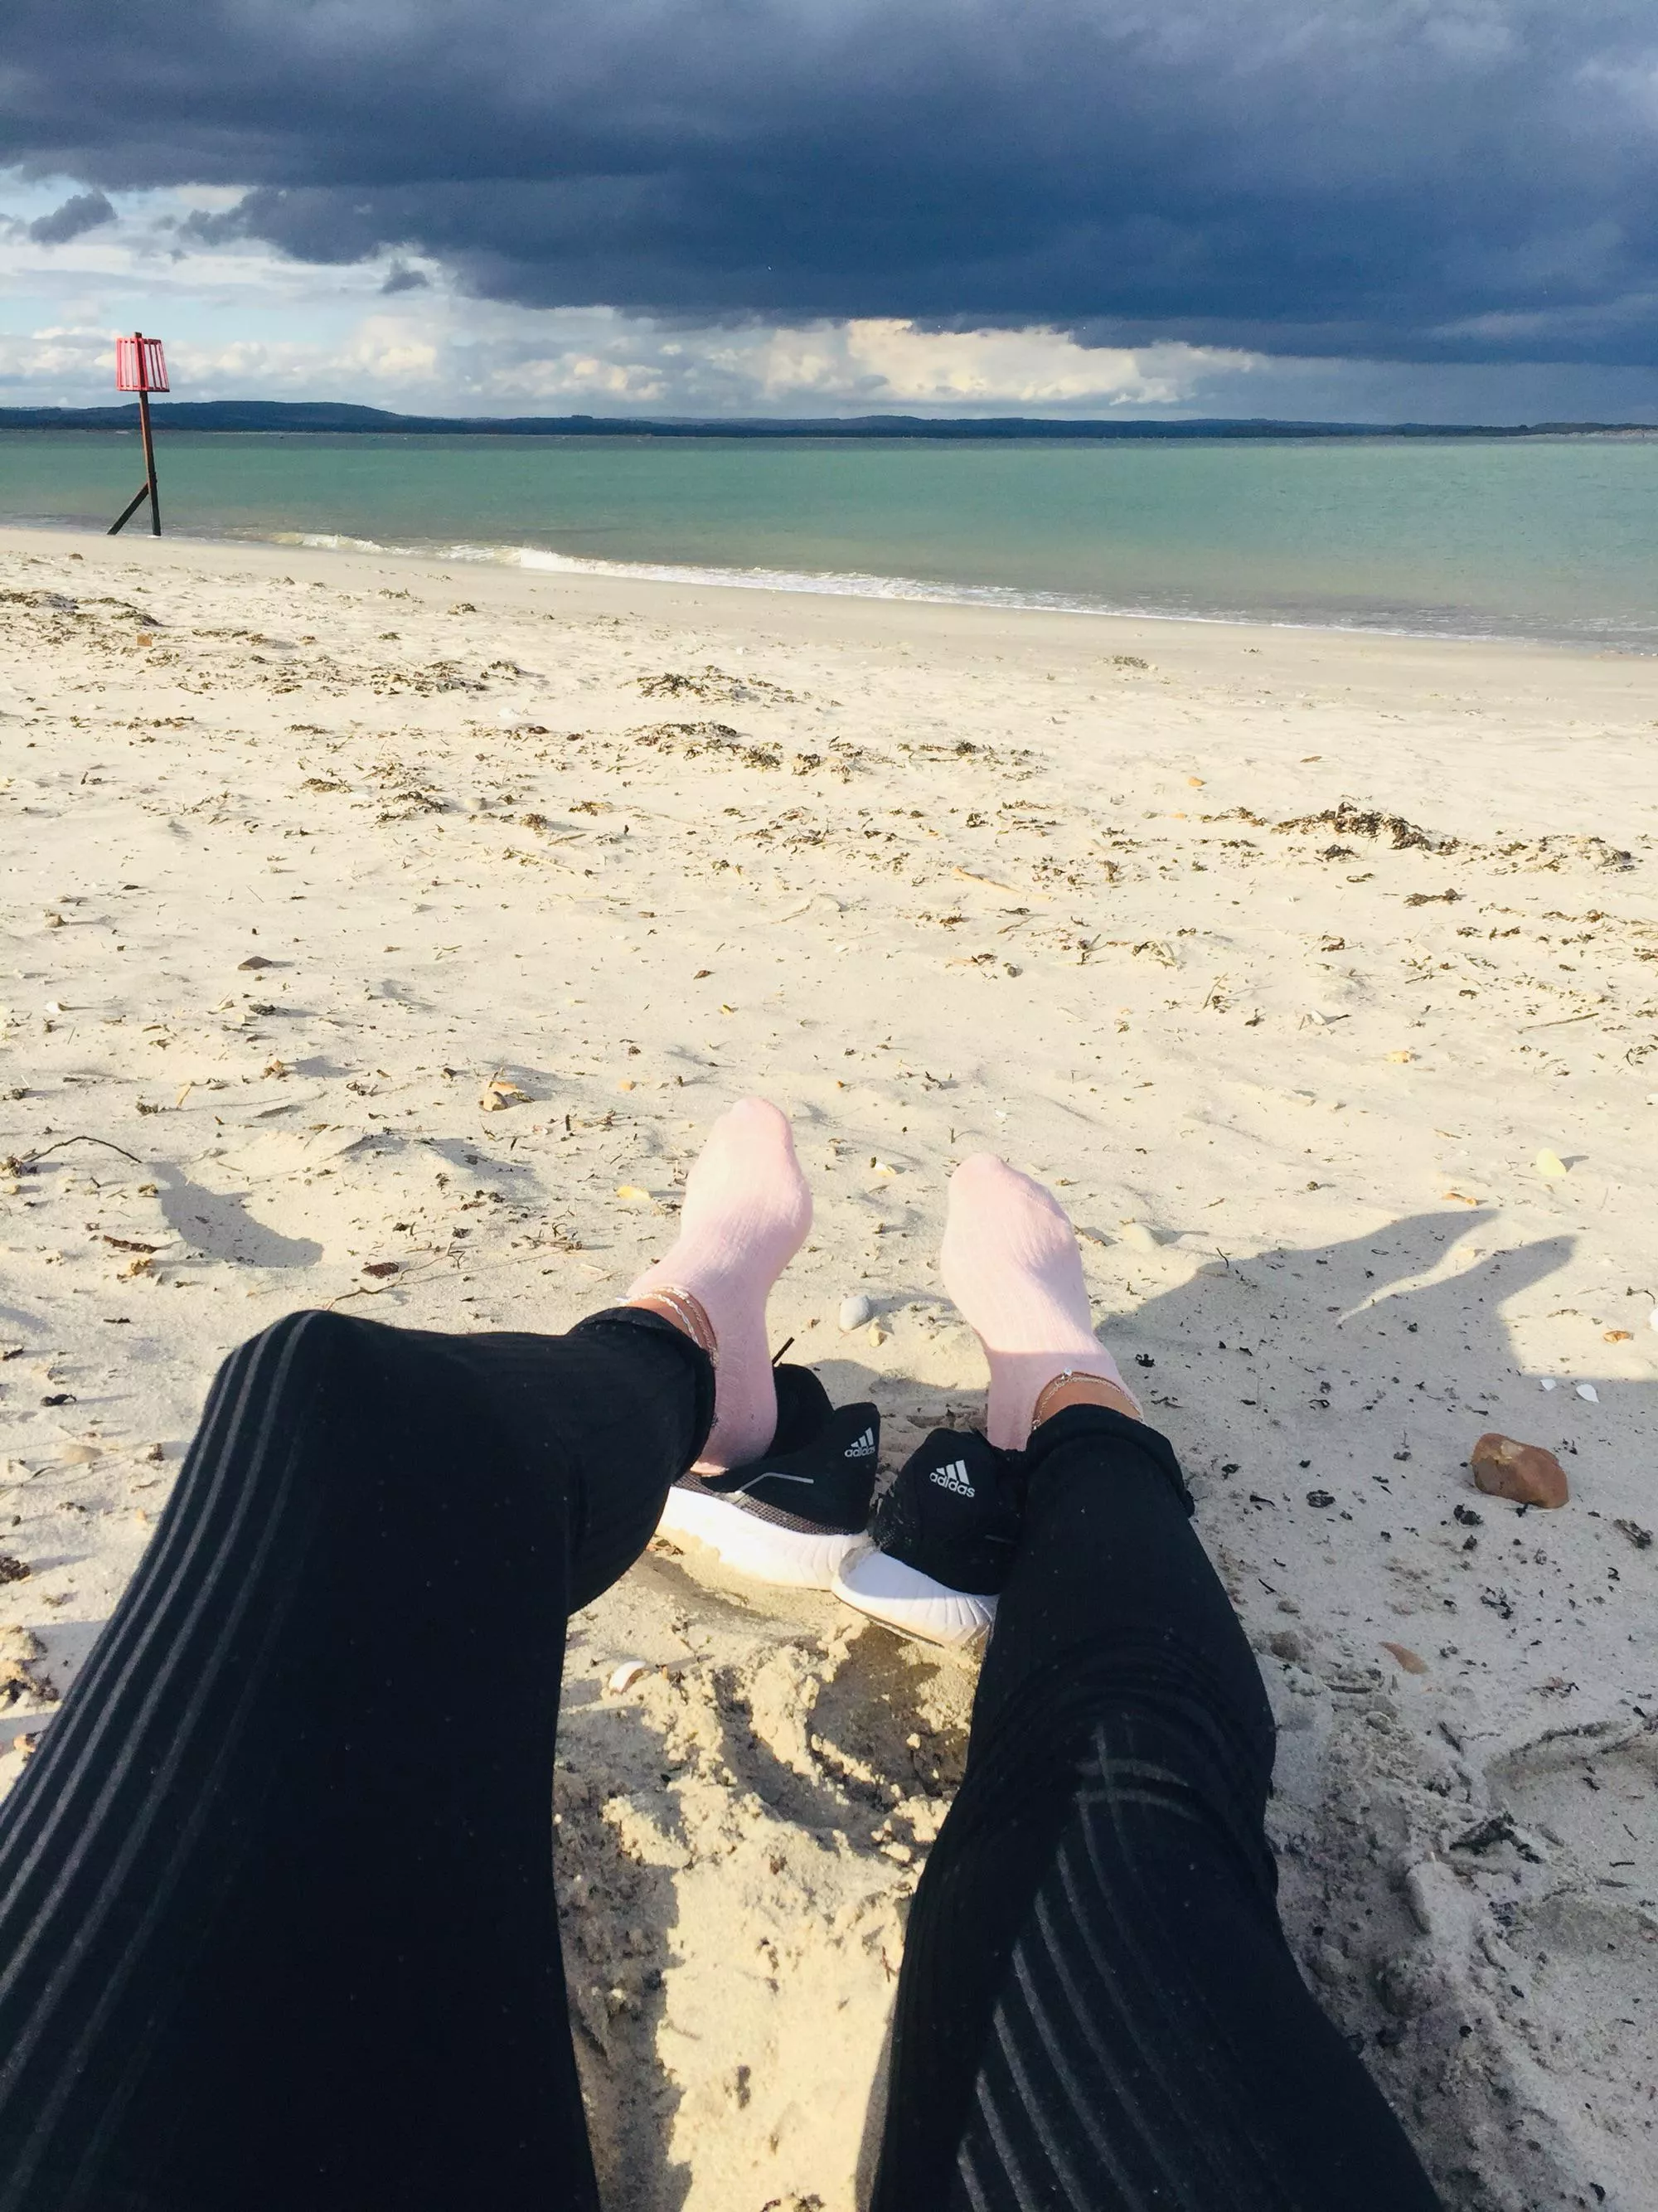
0;1306;1442;2210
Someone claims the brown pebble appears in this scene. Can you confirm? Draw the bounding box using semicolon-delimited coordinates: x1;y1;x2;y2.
1381;1641;1428;1676
1470;1432;1569;1509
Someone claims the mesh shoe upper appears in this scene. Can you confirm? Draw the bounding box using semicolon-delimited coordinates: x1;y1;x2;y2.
868;1429;1025;1598
685;1366;880;1535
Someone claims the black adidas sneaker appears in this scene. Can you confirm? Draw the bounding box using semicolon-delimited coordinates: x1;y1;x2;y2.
832;1429;1022;1647
656;1364;880;1589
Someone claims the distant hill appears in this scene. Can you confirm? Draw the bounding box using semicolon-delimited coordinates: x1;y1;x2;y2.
0;402;1651;439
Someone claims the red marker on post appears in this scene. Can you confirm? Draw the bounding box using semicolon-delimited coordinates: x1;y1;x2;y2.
109;332;168;536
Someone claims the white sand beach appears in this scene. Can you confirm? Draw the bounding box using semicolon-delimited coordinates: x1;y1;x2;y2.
0;523;1654;2210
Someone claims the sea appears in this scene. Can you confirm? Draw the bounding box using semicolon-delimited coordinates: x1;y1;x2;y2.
3;428;1656;652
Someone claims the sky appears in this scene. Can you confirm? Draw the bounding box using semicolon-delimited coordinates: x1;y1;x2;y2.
4;1;1658;423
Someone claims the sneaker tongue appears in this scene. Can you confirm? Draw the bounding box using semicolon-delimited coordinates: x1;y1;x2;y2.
769;1362;834;1453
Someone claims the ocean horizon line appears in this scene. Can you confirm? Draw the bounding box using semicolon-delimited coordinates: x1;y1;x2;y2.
4;401;1658;440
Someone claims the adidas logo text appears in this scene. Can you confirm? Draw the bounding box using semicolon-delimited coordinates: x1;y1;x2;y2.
845;1427;876;1458
929;1459;976;1498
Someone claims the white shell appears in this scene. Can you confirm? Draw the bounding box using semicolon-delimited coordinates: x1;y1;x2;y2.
1575;1383;1599;1403
607;1660;652;1695
839;1293;875;1331
1539;1377;1559;1391
1120;1221;1158;1254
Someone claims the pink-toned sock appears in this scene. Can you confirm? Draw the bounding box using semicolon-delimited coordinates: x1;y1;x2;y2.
628;1099;812;1469
940;1153;1137;1449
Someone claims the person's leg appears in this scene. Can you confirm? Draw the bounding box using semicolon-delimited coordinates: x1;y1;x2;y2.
0;1302;709;2212
871;1159;1442;2212
0;1096;812;2212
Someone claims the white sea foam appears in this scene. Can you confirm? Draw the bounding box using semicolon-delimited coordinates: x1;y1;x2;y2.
275;531;391;554
437;536;1146;615
159;522;1656;652
259;530;1603;646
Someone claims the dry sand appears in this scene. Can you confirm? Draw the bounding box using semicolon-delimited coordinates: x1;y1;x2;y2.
0;522;1654;2210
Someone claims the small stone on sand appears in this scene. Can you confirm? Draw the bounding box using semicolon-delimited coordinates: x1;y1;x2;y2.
839;1293;874;1331
1471;1432;1569;1509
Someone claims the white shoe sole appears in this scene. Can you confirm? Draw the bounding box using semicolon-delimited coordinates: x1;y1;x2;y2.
831;1543;997;1650
657;1483;864;1589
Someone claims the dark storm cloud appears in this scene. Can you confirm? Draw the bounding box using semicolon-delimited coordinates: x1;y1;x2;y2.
27;188;116;244
6;2;1658;363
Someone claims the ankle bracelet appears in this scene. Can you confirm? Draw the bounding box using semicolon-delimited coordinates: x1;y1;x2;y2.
634;1284;717;1364
1032;1369;1137;1429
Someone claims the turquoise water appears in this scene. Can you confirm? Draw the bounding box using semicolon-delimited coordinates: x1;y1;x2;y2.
3;429;1656;649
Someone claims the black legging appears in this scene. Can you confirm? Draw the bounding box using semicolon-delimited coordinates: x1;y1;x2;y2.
0;1308;1442;2211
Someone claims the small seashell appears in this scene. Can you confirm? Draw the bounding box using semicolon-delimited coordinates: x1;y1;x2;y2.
1119;1221;1158;1254
1534;1148;1568;1179
606;1660;651;1695
1574;1382;1598;1403
867;1322;887;1347
839;1293;874;1331
1539;1377;1558;1391
480;1075;530;1111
